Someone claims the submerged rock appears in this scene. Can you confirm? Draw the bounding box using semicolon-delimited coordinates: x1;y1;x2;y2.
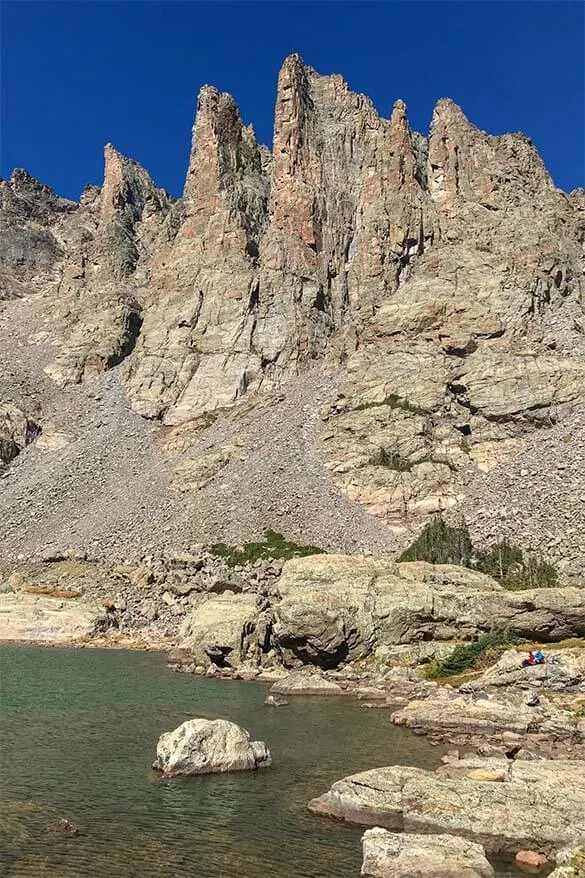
361;827;495;878
55;818;80;838
153;718;271;776
515;850;547;872
264;694;288;706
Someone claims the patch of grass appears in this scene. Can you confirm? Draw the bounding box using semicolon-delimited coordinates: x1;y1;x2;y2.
424;627;519;679
398;515;560;590
353;394;427;416
210;530;326;568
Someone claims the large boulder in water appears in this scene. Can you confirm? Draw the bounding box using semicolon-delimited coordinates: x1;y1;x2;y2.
153;718;271;776
361;827;494;878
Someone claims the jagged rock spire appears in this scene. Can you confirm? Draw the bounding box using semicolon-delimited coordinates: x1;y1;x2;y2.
183;86;244;201
102;144;169;223
181;85;267;246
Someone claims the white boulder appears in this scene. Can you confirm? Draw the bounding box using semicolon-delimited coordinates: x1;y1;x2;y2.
154;718;271;776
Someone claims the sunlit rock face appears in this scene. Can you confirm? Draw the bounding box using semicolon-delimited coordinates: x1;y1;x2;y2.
1;53;583;557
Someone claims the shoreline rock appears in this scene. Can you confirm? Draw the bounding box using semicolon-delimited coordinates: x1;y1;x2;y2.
0;592;102;643
308;758;585;856
549;847;585;878
390;685;585;759
361;827;495;878
269;669;344;696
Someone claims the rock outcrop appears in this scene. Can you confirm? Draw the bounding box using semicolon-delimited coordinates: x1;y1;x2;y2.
360;827;495;878
43;145;171;388
269;669;343;695
270;555;585;668
0;592;101;643
474;647;585;691
167;554;585;673
0;403;39;464
308;759;585;856
153;718;271;776
173;592;264;668
391;689;584;754
0;169;76;300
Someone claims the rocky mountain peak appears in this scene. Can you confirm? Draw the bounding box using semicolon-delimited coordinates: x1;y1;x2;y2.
0;168;77;300
184;86;244;200
390;98;408;126
1;56;583;567
101;143;170;229
8;167;54;195
1;167;76;221
181;83;266;245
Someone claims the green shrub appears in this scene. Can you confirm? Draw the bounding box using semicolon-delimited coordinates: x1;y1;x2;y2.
398;516;560;589
210;530;325;567
426;628;519;679
369;447;412;472
398;516;473;566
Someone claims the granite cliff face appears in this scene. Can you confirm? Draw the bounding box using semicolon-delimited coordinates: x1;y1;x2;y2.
0;55;584;568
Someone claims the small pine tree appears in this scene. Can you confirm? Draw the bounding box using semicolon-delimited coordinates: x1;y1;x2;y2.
475;538;558;590
475;538;523;582
427;627;518;678
398;516;473;566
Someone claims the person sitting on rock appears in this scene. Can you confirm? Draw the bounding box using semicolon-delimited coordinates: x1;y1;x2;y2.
533;647;545;664
522;651;536;667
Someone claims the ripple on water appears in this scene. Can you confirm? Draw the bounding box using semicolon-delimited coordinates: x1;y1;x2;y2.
0;645;531;877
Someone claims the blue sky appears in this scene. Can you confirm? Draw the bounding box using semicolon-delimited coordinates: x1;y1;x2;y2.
1;1;583;199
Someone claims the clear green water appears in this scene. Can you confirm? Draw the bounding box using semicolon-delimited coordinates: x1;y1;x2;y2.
0;645;526;877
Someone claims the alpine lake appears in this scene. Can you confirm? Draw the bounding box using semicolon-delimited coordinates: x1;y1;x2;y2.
0;645;535;877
